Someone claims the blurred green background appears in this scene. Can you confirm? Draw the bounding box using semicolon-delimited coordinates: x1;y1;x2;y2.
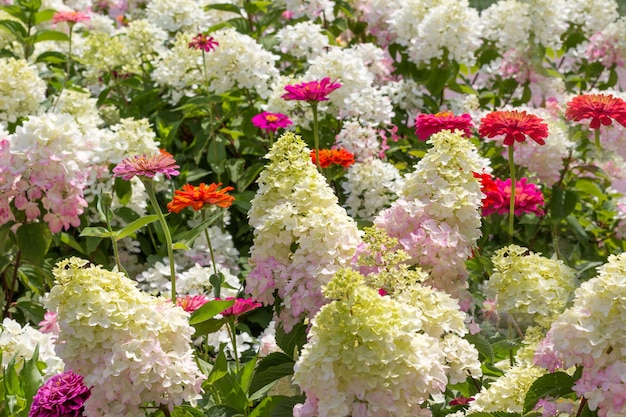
468;0;626;15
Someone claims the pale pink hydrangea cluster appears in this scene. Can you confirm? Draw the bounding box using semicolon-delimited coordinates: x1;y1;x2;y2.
341;158;403;221
585;18;626;69
536;253;626;417
0;114;91;233
374;130;485;308
46;257;205;417
0;317;64;380
293;268;481;417
246;132;361;331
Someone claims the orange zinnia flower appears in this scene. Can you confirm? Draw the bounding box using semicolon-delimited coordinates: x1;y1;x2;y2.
167;182;235;213
310;148;355;168
479;110;549;146
565;93;626;129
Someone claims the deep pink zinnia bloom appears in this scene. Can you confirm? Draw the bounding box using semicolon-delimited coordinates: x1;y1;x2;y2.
414;111;474;141
52;10;91;24
479;110;549;146
251;112;293;132
482;177;545;217
112;152;180;180
281;77;341;102
176;294;210;312
219;297;262;317
188;33;219;52
29;370;91;417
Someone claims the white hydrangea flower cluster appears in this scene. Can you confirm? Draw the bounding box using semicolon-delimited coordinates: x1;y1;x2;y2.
0;317;64;380
485;244;578;329
104;117;161;163
562;0;619;36
374;130;485;307
293;267;481;417
478;0;531;52
145;0;240;32
386;78;425;114
51;89;104;131
123;18;169;62
276;0;335;20
526;0;568;49
46;257;205;417
152;29;279;104
275;21;329;59
78;32;134;83
246;132;361;331
0;57;45;124
388;0;481;67
546;253;626;416
334;120;384;161
342;159;403;221
305;47;394;125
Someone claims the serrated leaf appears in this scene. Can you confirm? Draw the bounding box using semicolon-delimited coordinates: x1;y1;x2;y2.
523;372;575;413
115;214;160;241
189;299;235;325
465;333;494;363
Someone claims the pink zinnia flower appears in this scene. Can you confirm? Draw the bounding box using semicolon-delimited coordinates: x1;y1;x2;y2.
219;297;262;317
251;112;293;132
176;294;210;312
52;10;91;25
479;110;549;146
188;33;219;52
282;77;341;102
414;111;474;141
29;370;91;417
482;177;545;217
112;152;180;180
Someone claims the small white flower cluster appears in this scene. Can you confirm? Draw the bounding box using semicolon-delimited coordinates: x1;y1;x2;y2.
51;89;104;131
0;57;45;124
389;0;481;67
484;244;578;328
334;120;384;161
275;21;329;60
526;0;568;49
145;0;239;32
0;317;64;380
247;132;361;331
342;158;403;221
105;117;161;164
47;257;205;417
276;0;335;20
562;0;619;37
479;0;531;52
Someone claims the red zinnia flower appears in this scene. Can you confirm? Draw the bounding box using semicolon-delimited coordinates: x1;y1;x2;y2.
282;77;342;102
167;182;235;213
565;93;626;129
188;33;219;52
473;171;505;212
52;10;91;24
310;148;355;168
251;112;293;132
219;297;262;317
414;111;474;141
112;153;180;180
479;110;549;146
480;177;545;217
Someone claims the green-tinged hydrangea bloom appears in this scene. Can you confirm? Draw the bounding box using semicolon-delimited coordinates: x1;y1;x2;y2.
46;257;204;417
294;268;482;417
485;244;577;328
246;132;361;331
0;57;45;123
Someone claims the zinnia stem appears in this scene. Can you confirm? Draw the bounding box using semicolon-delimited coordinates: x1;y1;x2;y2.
227;319;240;372
202;210;219;277
594;128;602;155
201;49;210;92
508;145;516;241
311;102;322;172
144;180;177;301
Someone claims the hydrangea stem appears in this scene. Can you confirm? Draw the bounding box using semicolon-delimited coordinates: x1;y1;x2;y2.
508;145;516;241
310;102;322;172
144;180;177;301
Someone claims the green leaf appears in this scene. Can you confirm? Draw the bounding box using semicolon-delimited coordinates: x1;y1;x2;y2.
205;3;241;14
566;214;589;249
267;396;305;417
206;346;229;385
0;19;27;38
207;136;228;175
249;353;295;395
115;214;160;241
205;405;244;417
59;232;84;253
237;355;258;393
35;50;66;65
171;405;207;417
32;29;69;43
249;396;285;417
575;178;606;201
189;299;235;325
21;346;43;412
236;162;265;192
523;371;575;414
173;210;223;250
465;333;494;363
16;222;52;264
275;321;307;360
79;226;115;239
192;317;227;336
33;8;54;24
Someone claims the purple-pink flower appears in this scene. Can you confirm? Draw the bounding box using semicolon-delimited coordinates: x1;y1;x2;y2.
219;297;262;317
176;294;210;312
414;111;474;141
29;370;91;417
251;112;292;132
188;33;219;52
112;151;180;181
282;77;341;102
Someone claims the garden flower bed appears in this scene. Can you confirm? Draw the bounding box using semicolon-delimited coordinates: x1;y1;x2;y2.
2;0;626;416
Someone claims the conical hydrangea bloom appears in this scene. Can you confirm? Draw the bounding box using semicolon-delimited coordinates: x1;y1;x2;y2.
45;258;204;417
246;131;361;331
374;130;485;308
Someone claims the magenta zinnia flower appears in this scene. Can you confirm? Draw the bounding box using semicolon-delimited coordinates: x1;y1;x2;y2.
188;33;219;52
282;77;341;102
220;297;262;317
29;370;91;417
479;110;549;146
176;294;210;312
112;152;180;180
414;111;474;141
482;177;545;217
52;10;90;24
251;112;293;132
